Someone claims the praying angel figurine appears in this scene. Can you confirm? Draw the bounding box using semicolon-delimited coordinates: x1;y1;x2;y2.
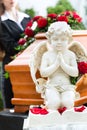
29;22;87;110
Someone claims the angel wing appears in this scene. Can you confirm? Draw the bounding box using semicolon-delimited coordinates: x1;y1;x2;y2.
28;41;48;95
68;41;87;62
68;41;87;106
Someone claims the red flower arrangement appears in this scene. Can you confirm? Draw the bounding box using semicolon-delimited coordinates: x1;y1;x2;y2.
37;18;48;28
24;27;34;37
30;107;49;115
15;11;83;52
58;107;67;114
14;11;87;86
78;62;87;74
74;105;86;112
18;38;26;45
70;61;87;85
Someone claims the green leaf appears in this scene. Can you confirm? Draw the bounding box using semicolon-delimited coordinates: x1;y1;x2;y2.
70;76;78;85
4;72;9;79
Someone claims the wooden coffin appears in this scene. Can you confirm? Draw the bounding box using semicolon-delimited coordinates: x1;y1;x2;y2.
5;31;87;113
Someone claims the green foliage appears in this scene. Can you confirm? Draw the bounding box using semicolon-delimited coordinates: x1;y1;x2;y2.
47;0;86;30
69;22;86;30
15;38;35;51
4;72;9;79
24;8;35;18
47;0;75;14
70;76;78;85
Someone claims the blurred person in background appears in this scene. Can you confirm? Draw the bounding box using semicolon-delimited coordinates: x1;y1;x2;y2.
0;0;31;109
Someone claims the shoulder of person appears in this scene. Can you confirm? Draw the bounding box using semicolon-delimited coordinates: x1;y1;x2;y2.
0;13;6;21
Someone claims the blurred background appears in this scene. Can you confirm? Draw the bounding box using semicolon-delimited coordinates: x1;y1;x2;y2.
18;0;87;28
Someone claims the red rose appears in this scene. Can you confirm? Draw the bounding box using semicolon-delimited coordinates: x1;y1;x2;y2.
30;107;49;115
72;12;82;22
58;107;67;114
74;105;86;112
24;26;34;37
78;62;87;74
37;18;48;28
47;13;57;19
18;38;26;45
40;108;49;115
63;11;71;16
30;107;41;114
33;16;43;21
57;15;68;23
26;20;33;27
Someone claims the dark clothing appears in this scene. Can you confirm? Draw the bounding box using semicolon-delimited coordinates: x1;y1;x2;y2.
1;17;30;65
0;13;31;108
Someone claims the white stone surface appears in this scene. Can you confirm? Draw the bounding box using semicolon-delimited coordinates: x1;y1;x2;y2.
23;106;87;129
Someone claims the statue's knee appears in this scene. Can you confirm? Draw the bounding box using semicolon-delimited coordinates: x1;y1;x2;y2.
46;97;61;110
61;97;74;108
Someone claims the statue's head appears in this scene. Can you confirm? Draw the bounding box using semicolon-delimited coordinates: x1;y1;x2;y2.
46;22;73;44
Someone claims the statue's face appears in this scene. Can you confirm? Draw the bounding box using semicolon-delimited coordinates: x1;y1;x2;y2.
50;34;68;51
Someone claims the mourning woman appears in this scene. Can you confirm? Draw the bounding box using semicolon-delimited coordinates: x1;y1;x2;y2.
0;0;31;108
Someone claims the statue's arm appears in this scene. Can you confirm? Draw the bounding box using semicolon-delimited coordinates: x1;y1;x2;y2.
59;52;79;77
40;53;59;77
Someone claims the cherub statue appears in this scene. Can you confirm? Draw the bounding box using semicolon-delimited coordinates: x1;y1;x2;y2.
29;22;87;110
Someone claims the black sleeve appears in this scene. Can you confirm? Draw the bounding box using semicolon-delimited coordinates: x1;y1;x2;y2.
0;22;20;56
0;17;4;51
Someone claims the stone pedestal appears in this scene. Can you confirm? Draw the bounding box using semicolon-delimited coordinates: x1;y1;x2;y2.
5;31;87;113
